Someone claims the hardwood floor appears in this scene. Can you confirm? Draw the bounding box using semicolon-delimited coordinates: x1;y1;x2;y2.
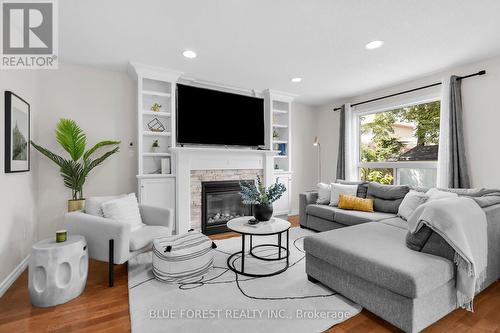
0;215;498;332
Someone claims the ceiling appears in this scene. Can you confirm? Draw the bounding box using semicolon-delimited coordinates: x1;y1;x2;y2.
59;0;500;106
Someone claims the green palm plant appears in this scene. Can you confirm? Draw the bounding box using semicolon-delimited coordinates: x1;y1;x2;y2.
31;119;120;200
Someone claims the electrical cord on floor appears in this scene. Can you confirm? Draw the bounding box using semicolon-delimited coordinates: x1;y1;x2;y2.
131;234;337;301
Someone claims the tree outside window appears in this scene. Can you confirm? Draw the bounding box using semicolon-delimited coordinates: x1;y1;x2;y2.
359;101;440;185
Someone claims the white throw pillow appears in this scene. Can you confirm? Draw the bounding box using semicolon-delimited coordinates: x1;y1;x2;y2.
316;183;331;205
329;183;358;207
426;188;458;201
101;193;144;231
398;190;429;221
85;194;126;216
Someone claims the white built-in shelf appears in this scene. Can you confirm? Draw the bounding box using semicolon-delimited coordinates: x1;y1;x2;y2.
143;131;171;137
273;140;288;144
273;124;288;129
137;174;176;179
142;110;172;117
142;90;171;98
274;155;288;158
142;152;171;157
273;109;288;114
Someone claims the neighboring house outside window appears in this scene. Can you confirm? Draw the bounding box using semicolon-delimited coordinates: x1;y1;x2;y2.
357;100;440;188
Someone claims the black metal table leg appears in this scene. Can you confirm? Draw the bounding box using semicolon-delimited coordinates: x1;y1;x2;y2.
286;229;289;265
241;234;245;273
226;225;291;278
278;233;282;259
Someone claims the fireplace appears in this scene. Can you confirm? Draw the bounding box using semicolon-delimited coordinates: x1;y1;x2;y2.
202;180;253;235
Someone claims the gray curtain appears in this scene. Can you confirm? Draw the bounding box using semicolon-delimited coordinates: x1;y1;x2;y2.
449;76;471;188
336;104;346;180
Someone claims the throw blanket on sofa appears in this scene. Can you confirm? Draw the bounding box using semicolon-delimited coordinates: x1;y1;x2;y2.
407;197;487;311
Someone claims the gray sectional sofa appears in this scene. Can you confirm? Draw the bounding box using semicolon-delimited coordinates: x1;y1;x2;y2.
300;184;500;332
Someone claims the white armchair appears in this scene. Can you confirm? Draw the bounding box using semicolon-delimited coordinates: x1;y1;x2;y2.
65;204;173;286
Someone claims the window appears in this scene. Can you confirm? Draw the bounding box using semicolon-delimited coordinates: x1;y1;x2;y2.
357;100;440;187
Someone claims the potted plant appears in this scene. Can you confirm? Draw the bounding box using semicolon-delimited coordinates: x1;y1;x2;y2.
151;140;160;153
31;119;120;212
151;103;162;112
239;176;286;221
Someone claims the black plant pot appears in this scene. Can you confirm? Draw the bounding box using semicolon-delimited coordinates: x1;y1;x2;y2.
253;204;273;221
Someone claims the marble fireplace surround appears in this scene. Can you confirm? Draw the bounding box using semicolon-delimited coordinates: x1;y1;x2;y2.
170;147;278;233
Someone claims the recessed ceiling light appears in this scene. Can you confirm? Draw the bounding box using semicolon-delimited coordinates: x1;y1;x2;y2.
291;77;302;83
182;50;197;59
365;40;384;50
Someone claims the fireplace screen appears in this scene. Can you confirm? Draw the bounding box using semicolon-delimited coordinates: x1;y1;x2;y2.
202;180;253;234
206;192;248;225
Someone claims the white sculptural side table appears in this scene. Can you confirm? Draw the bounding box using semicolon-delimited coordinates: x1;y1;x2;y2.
29;235;88;307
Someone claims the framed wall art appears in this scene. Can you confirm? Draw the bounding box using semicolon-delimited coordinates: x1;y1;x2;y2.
5;91;30;173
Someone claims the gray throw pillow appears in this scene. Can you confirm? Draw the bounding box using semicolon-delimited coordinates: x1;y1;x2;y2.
367;183;409;213
406;227;455;261
405;226;433;251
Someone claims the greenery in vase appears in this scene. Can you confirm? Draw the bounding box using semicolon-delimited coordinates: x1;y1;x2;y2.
239;176;286;205
152;140;160;148
151;103;162;112
31;119;120;200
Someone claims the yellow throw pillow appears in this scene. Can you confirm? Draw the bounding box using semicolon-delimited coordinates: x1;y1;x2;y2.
338;194;374;212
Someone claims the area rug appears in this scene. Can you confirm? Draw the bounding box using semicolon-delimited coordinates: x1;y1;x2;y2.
128;227;361;333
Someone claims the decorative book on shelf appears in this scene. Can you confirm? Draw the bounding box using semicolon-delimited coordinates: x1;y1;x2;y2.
277;143;286;156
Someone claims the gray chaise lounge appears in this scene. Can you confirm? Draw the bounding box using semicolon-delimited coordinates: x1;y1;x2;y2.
300;187;500;332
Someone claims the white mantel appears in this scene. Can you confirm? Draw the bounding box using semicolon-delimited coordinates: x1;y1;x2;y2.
169;147;279;233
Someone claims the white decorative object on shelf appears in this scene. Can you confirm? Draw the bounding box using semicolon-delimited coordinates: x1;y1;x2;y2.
29;235;88;307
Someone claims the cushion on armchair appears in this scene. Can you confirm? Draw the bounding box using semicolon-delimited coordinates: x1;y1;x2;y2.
85;194;126;216
101;193;144;231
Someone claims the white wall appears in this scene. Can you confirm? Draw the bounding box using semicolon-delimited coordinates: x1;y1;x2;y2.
0;71;40;290
290;102;318;213
317;56;500;189
36;63;137;239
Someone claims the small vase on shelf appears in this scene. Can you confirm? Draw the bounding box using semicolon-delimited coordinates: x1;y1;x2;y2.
151;140;160;153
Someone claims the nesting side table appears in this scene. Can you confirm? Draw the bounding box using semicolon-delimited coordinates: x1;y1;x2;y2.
29;235;88;307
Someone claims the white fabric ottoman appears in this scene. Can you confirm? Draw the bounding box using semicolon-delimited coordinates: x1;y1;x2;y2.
29;235;88;307
152;231;214;282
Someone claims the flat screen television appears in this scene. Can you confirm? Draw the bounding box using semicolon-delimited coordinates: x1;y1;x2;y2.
176;84;265;147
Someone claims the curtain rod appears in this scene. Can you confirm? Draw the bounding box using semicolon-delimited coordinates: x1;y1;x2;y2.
332;70;486;111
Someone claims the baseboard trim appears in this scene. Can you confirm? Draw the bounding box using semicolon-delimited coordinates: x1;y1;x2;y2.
0;255;30;298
